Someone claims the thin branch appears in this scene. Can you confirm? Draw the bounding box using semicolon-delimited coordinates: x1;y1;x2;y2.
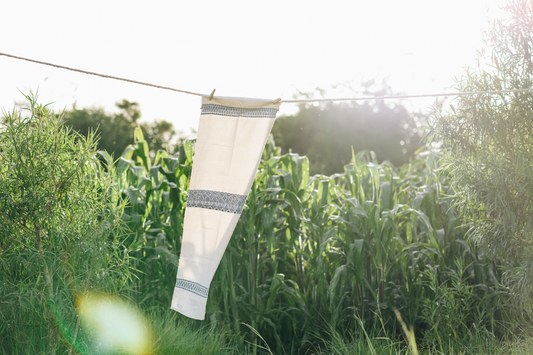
5;234;40;253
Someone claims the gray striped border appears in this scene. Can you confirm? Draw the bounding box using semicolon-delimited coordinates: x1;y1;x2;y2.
175;278;208;298
201;104;278;118
187;189;247;214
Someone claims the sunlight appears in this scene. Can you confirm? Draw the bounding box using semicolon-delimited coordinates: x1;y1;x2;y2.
78;293;154;355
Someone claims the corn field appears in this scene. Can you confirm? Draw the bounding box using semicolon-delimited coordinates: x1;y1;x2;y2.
113;127;508;353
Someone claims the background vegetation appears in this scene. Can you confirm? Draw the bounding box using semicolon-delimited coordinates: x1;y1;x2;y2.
1;1;533;354
272;82;427;175
63;99;180;159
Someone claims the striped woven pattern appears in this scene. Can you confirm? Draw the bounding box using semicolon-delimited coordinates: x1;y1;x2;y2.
201;104;278;118
175;279;209;298
187;189;247;214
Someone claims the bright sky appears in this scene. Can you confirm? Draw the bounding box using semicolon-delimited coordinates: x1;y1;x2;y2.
0;0;506;136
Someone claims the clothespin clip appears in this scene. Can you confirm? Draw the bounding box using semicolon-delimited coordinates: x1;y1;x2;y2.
209;89;216;101
273;98;282;104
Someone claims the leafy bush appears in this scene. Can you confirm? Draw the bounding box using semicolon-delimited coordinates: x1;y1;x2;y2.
429;0;533;311
63;99;180;160
0;94;133;354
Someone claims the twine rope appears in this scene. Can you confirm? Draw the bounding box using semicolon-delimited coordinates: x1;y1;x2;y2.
0;52;203;97
282;88;533;103
2;51;533;103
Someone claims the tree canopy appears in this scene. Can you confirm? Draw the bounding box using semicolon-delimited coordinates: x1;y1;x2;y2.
272;84;426;175
63;99;179;159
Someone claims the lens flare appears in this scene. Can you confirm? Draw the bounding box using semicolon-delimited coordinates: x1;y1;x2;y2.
77;293;153;355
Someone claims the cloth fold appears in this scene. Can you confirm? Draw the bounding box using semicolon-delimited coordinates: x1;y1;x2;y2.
171;96;280;320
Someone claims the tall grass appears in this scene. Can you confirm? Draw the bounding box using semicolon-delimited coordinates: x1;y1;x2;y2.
118;128;511;353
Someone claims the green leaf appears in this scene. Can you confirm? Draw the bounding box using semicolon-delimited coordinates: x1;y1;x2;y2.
117;157;133;176
184;139;194;163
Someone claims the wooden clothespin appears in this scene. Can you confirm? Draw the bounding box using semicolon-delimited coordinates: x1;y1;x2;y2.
209;89;216;101
273;98;282;104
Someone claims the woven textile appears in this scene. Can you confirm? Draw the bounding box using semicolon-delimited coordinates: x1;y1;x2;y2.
171;96;280;320
186;190;247;214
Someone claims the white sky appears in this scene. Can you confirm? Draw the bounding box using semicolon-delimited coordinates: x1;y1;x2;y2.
0;0;506;136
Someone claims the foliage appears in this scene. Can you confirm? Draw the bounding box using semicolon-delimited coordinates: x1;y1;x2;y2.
114;126;192;310
428;0;533;310
63;99;179;159
118;127;509;354
0;94;518;354
272;83;426;175
0;94;133;354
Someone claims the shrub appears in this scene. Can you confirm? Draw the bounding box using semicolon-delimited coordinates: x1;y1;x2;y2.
0;94;133;354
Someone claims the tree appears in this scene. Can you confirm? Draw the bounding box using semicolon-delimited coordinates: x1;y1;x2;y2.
63;99;179;159
272;83;426;175
430;0;533;308
141;119;180;154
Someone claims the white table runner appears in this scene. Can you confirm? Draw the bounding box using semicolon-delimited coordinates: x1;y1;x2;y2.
171;96;280;320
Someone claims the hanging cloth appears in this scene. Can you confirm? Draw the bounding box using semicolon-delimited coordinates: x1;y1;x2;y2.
171;96;281;320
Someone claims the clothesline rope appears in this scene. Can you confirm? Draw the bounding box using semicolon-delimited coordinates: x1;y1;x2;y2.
2;51;533;103
0;52;204;97
282;88;533;103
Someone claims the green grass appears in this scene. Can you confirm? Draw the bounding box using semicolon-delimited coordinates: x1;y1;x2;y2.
1;306;530;355
150;311;236;355
320;331;503;355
